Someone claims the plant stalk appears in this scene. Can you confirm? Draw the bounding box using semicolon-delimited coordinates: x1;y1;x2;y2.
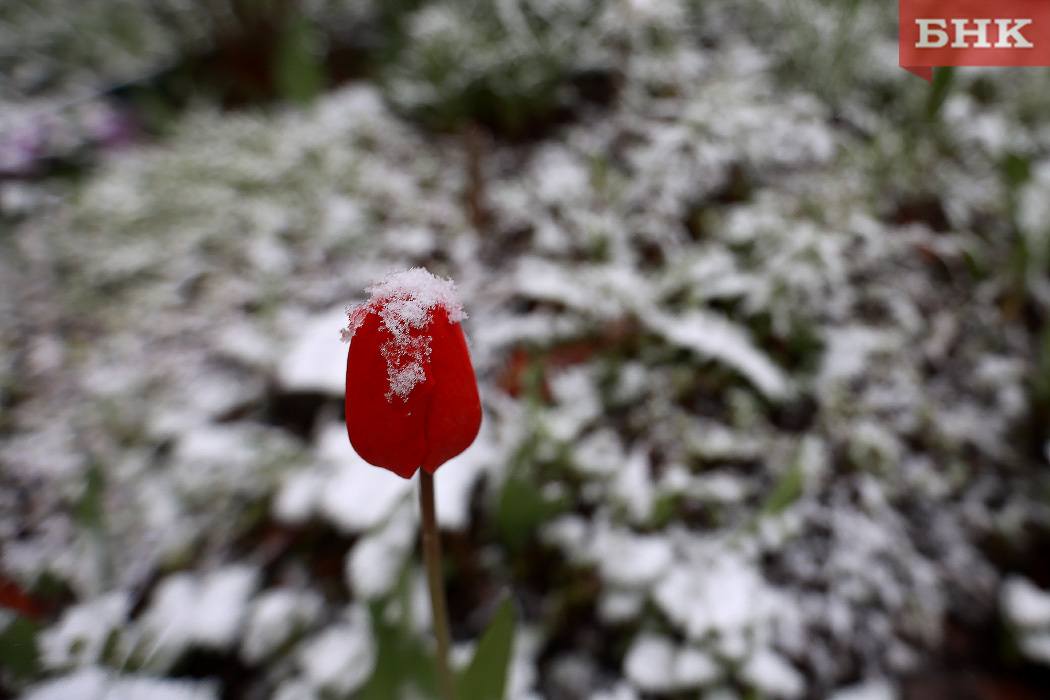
420;470;456;700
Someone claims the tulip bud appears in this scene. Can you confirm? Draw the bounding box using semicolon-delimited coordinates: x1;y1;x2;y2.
343;268;482;478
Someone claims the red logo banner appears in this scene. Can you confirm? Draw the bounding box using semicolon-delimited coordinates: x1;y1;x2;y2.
900;0;1050;80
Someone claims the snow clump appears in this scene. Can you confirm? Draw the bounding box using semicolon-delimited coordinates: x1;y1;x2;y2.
342;268;467;401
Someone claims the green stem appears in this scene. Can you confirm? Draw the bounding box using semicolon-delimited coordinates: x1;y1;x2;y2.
420;470;456;700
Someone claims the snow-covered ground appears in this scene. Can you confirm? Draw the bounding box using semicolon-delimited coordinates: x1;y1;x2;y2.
3;1;1050;699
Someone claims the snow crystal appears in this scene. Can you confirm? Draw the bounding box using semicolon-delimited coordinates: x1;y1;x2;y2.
342;268;467;401
241;589;324;664
298;606;375;696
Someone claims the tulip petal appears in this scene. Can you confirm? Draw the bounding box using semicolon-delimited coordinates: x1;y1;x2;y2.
420;313;483;473
345;311;432;478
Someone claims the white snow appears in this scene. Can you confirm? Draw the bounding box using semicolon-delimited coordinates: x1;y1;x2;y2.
547;369;603;444
314;422;413;533
279;307;352;395
598;589;645;623
573;428;625;477
612;446;655;524
505;627;543;700
271;678;318;700
1001;576;1050;666
647;310;790;399
346;501;418;599
298;606;376;696
589;683;641;700
433;422;496;530
826;679;898;700
623;633;720;693
133;566;259;669
241;589;324;664
39;591;130;669
1001;575;1050;630
674;647;720;687
623;633;676;693
21;667;219;700
1021;633;1050;665
595;525;674;589
654;552;784;655
741;648;805;699
273;470;326;525
342;268;467;401
171;424;287;500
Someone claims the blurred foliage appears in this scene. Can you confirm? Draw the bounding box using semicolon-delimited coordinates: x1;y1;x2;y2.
458;596;516;700
925;66;955;121
359;596;439;700
497;471;570;553
274;11;327;106
760;462;804;516
380;0;601;134
0;615;41;683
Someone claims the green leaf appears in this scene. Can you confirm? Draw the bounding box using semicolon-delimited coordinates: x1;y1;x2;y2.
761;462;805;515
925;66;955;120
275;11;325;106
75;465;106;530
1002;152;1032;190
0;615;40;681
496;474;567;551
458;596;517;700
358;601;437;700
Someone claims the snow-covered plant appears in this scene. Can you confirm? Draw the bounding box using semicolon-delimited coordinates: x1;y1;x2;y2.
382;0;601;133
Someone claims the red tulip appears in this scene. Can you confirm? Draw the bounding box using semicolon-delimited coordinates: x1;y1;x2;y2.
343;269;482;479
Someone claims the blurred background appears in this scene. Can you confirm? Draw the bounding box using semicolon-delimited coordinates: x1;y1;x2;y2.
3;1;1050;699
